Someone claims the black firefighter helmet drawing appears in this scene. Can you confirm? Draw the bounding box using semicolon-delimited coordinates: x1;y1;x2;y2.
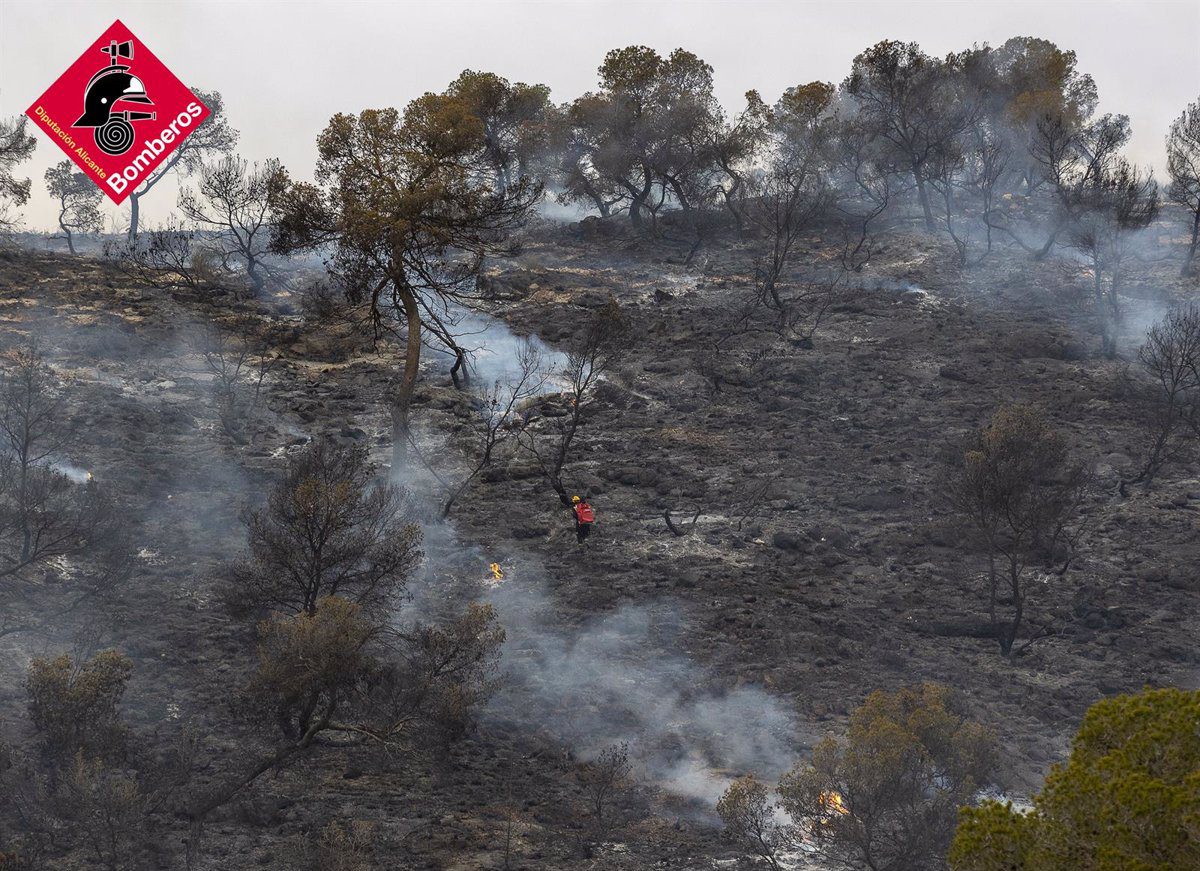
73;40;156;156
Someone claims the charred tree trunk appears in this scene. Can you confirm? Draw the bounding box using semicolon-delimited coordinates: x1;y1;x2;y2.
391;285;422;471
628;197;645;231
1094;266;1119;359
625;172;653;231
246;255;265;295
721;179;746;234
128;191;141;241
1000;559;1024;657
986;549;998;631
1184;209;1200;277
449;349;470;390
912;165;935;232
1032;224;1062;261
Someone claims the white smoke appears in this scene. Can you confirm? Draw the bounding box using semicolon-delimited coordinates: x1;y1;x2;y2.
378;292;803;817
48;459;92;484
394;498;801;816
486;573;799;812
428;301;568;389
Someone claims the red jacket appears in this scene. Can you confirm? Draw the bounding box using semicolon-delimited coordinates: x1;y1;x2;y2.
574;503;595;524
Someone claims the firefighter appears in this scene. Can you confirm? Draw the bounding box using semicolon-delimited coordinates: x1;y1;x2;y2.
572;495;595;543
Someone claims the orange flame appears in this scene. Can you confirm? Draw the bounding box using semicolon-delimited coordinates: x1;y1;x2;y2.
489;563;504;581
819;791;849;816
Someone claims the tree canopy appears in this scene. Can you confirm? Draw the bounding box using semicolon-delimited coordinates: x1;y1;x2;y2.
950;687;1200;871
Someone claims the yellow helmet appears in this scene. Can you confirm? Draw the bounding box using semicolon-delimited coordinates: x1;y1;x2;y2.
572;495;582;503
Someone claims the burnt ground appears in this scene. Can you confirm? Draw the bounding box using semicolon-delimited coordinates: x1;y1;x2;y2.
0;219;1197;869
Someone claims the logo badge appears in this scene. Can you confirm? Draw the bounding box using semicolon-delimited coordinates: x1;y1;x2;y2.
26;20;210;204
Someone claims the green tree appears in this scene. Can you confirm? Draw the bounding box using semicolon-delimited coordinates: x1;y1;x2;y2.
950;687;1200;871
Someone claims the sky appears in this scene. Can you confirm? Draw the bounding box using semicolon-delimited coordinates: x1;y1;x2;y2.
1;0;1197;232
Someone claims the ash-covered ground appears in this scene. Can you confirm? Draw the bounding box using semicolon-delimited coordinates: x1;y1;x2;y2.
0;216;1197;869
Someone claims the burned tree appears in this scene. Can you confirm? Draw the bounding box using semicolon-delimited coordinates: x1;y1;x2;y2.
557;47;724;233
0;116;37;234
576;743;632;856
1125;305;1200;489
186;595;381;820
1020;111;1134;271
777;683;995;871
832;112;906;271
925;50;1013;268
309;821;377;871
410;338;546;519
844;41;979;232
518;299;628;504
987;37;1098;196
547;99;626;219
0;341;126;623
1066;156;1159;358
195;595;504;821
392;602;506;744
178;155;281;294
753;83;835;294
250;595;379;741
946;405;1089;655
125;87;236;240
964;38;1099;259
193;318;280;442
745;82;841;343
710;91;770;234
446;70;553;195
197;444;502;826
229;439;421;619
43;161;102;254
1166;97;1200;276
271;99;540;466
26;650;132;763
717;775;790;871
105;219;227;296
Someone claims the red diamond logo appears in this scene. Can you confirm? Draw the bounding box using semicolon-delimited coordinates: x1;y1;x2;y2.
25;20;210;204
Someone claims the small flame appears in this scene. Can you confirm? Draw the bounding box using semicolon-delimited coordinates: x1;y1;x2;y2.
51;461;93;485
489;562;504;581
820;791;849;817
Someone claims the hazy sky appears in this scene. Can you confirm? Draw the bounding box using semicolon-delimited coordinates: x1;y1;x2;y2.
2;0;1197;231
